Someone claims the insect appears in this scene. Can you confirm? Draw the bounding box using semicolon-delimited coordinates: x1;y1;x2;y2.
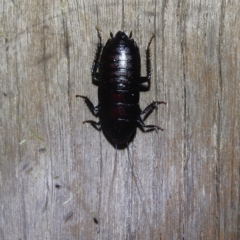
76;29;166;148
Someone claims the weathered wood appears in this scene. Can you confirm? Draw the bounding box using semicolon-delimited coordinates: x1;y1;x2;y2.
0;0;239;239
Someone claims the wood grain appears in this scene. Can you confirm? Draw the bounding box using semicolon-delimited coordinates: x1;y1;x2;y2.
0;0;239;239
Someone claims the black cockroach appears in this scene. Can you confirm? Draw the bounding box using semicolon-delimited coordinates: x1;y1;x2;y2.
77;30;166;148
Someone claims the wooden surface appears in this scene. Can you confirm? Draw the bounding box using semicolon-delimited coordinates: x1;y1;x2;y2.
0;0;239;239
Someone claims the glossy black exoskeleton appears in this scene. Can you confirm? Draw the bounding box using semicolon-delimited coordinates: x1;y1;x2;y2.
77;30;166;148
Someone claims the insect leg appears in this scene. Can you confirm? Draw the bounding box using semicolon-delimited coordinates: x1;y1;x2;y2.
92;29;103;85
83;120;101;131
141;101;166;121
139;34;155;91
146;34;155;81
76;95;100;117
137;118;164;132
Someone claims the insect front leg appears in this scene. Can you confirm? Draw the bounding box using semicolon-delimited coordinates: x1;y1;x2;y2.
92;28;103;85
76;95;100;117
139;34;155;91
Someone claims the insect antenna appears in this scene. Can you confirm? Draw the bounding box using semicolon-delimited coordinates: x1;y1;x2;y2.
126;144;151;231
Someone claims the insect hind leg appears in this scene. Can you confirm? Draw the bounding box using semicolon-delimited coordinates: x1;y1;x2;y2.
76;95;100;117
138;100;166;131
137;118;164;132
83;120;101;131
141;101;166;121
